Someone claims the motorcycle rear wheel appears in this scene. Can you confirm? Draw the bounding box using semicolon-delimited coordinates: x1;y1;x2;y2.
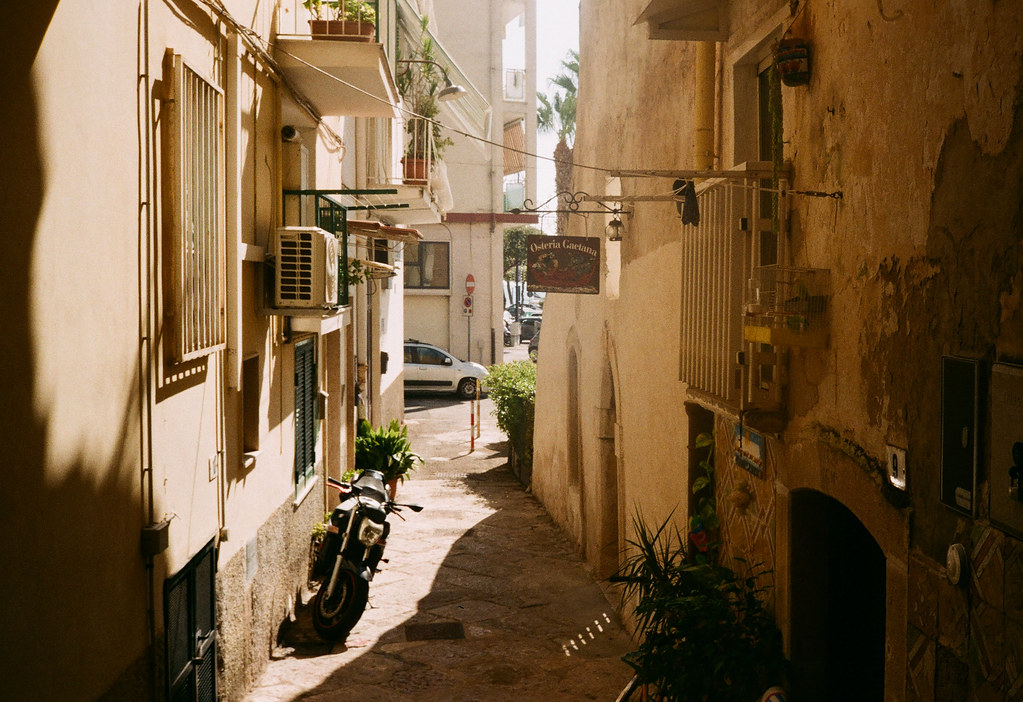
311;563;369;641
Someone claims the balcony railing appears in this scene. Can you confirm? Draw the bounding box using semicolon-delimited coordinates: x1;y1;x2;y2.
396;0;491;143
679;164;794;418
363;115;452;223
679;178;753;407
277;0;382;42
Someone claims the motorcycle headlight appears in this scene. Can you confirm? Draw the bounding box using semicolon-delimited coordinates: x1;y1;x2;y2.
357;518;385;547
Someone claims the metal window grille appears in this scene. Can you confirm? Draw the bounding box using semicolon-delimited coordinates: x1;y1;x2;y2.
165;540;217;702
679;179;752;405
679;175;788;411
168;55;225;363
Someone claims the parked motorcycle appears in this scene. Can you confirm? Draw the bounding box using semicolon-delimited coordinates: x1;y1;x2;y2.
309;470;423;641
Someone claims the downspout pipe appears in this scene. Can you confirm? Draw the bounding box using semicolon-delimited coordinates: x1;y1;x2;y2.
693;41;716;170
138;0;159;694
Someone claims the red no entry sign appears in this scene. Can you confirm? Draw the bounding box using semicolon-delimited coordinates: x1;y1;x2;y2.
465;274;475;295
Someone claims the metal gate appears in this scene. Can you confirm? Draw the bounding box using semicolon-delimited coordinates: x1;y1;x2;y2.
166;539;217;702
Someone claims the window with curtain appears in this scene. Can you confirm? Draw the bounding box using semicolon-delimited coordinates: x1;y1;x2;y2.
404;241;450;289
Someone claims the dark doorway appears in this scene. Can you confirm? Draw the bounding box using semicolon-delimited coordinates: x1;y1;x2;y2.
790;490;886;701
165;539;217;702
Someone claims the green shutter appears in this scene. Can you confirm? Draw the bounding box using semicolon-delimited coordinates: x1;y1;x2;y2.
294;339;317;488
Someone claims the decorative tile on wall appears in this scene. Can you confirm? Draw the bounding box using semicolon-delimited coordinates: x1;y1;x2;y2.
1005;535;1023;622
1005;617;1023;700
906;625;936;702
971;525;1006;609
969;599;1005;689
938;578;970;659
716;417;776;570
909;553;940;638
935;645;970;700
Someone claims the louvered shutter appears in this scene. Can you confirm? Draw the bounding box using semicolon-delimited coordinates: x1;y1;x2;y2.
294;339;317;488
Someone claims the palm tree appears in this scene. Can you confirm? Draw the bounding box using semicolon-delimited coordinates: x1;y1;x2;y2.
538;50;578;236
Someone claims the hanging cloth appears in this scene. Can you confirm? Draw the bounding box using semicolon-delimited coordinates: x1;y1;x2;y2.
673;179;700;226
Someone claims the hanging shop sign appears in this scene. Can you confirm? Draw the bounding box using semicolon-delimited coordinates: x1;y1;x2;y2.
525;235;600;294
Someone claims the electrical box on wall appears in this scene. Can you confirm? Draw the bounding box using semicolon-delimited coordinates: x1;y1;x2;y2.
940;356;980;515
991;362;1023;536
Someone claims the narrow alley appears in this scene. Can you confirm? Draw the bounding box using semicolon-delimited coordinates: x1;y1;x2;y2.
243;365;634;701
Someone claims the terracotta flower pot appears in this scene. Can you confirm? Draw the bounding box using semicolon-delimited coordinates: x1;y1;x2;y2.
308;19;328;36
774;38;811;86
402;157;431;184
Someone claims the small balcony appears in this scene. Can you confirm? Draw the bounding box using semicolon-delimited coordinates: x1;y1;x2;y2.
274;0;399;118
743;266;831;349
678;162;792;426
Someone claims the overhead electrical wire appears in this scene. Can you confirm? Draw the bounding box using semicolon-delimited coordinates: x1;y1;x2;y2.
192;0;841;201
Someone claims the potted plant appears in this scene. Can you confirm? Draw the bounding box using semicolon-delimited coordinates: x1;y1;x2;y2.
354;419;422;498
774;36;811;87
611;513;788;701
303;0;329;35
346;0;377;40
397;18;455;182
327;0;376;41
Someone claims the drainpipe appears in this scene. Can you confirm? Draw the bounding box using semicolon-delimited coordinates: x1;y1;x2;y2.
139;0;159;694
693;42;716;170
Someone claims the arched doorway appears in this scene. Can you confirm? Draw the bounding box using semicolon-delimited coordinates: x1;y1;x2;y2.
566;347;585;553
595;362;619;577
789;490;886;700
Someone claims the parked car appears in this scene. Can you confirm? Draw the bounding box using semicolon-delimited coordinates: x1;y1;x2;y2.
506;303;542;318
528;329;539;362
403;340;488;399
517;314;542;342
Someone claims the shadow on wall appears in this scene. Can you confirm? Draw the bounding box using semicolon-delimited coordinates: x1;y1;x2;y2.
0;5;152;700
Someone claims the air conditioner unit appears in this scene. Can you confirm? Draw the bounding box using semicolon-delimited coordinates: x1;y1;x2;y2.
274;226;339;309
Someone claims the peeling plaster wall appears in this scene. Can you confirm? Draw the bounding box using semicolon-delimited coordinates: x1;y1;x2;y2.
534;0;1023;696
531;0;695;571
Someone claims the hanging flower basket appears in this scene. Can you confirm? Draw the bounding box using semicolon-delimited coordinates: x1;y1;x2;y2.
774;38;811;87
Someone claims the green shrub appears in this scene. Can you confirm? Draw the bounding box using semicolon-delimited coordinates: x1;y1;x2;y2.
484;361;536;471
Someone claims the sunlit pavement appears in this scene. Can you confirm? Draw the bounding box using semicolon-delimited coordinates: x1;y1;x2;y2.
244;340;633;701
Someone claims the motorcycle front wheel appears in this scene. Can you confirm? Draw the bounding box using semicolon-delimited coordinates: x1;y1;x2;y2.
311;563;369;641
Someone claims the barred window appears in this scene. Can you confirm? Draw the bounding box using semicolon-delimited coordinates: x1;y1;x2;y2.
166;54;225;362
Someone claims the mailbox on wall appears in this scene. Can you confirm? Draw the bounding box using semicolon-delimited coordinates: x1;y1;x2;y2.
941;356;980;516
991;362;1023;536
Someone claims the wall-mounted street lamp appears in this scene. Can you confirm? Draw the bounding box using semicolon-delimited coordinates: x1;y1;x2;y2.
510;191;631;240
396;59;468;101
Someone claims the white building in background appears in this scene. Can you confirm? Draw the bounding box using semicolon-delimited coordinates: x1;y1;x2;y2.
400;0;539;365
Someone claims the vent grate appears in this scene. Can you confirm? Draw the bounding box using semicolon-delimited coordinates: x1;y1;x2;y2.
278;231;314;302
404;621;466;641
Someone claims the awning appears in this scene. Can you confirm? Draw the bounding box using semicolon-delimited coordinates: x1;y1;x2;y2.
634;0;729;42
275;37;400;118
354;258;397;278
347;219;422;243
503;119;526;175
309;188;441;226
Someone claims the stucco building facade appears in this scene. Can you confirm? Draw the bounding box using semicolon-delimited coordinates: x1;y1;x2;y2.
2;1;442;699
531;0;1023;698
402;0;538;366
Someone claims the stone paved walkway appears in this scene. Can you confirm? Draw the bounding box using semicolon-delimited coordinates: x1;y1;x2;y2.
243;388;634;702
